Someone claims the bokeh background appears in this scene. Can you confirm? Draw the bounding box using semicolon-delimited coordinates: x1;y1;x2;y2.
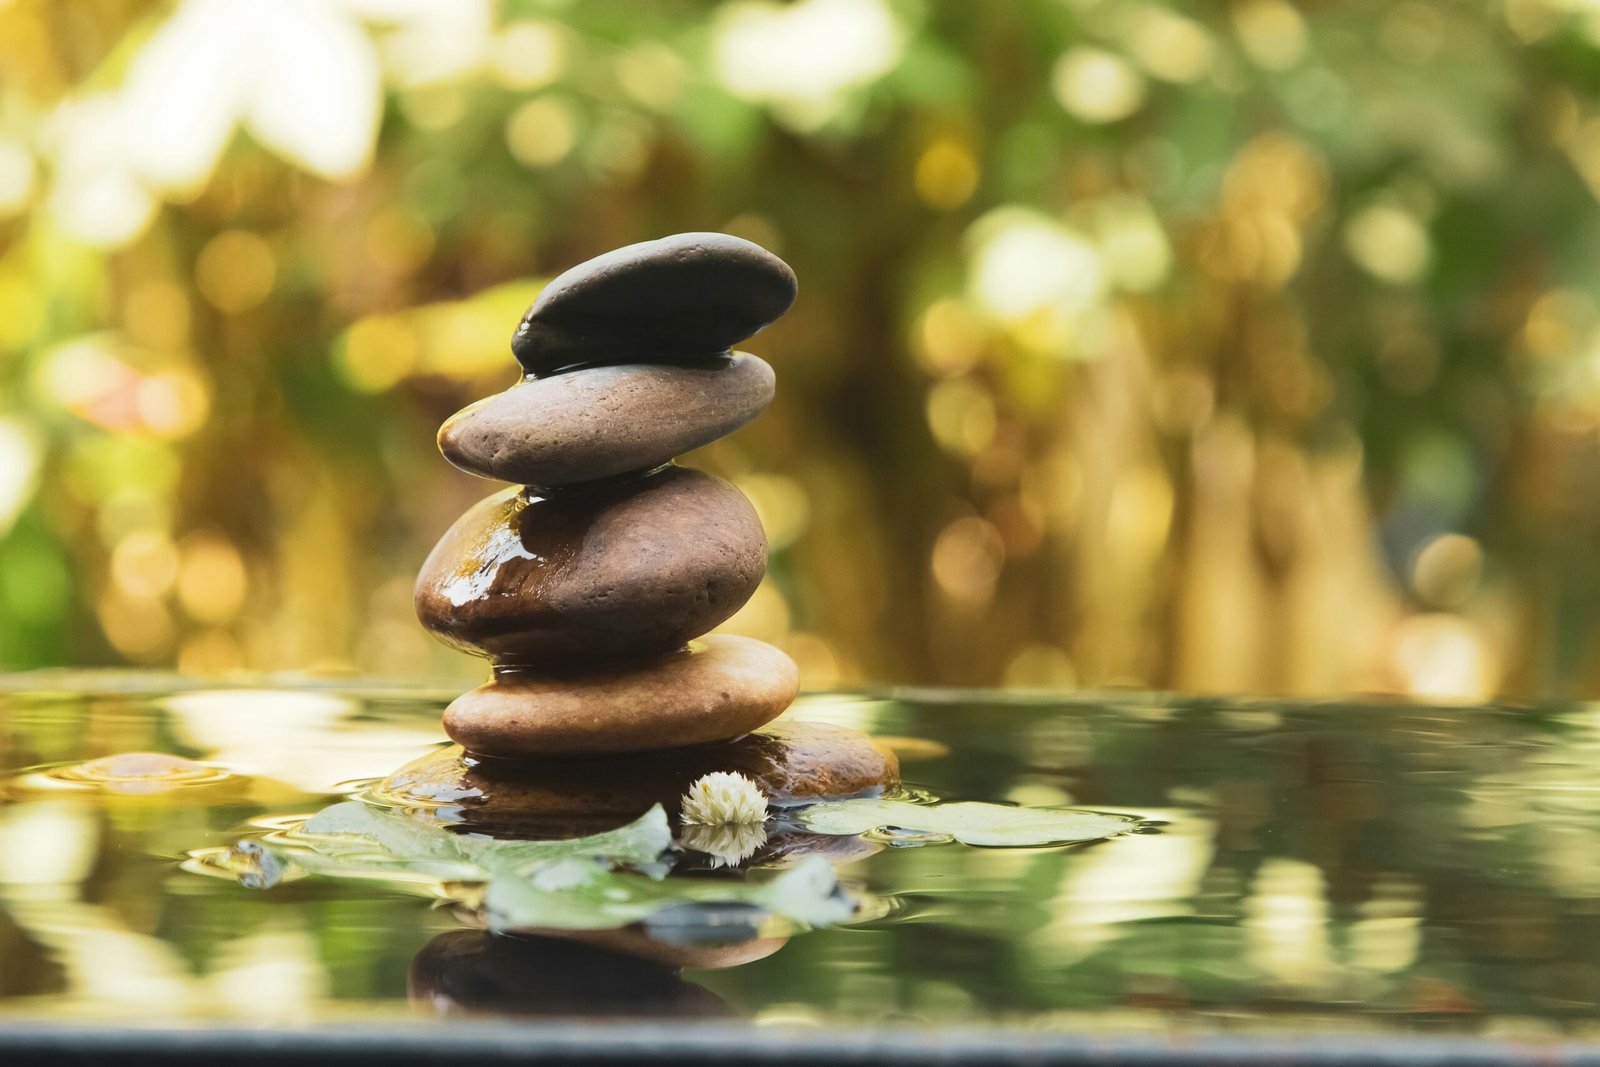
3;0;1600;699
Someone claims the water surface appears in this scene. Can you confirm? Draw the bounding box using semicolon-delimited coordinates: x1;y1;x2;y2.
2;680;1599;1041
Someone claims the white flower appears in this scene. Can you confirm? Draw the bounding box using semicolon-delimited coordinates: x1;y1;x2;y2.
679;772;768;827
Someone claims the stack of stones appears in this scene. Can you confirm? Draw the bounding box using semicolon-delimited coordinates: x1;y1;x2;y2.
414;233;803;760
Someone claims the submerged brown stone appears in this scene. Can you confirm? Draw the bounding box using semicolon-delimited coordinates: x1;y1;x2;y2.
441;634;799;758
438;354;774;488
414;467;765;668
378;717;899;834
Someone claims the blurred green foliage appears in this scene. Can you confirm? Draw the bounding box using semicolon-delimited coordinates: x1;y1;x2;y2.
4;0;1600;696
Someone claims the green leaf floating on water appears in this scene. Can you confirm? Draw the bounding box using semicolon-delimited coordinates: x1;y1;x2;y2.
483;854;853;934
297;800;672;876
241;800;857;938
795;798;1138;847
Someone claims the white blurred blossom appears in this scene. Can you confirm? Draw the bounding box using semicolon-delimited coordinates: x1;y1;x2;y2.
43;0;490;247
967;208;1108;323
712;0;904;130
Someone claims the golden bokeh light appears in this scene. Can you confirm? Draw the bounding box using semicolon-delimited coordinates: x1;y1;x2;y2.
1232;0;1310;71
336;315;420;394
1128;8;1217;84
930;515;1006;609
491;20;571;90
195;231;278;314
914;139;980;210
176;532;249;625
97;590;176;661
925;378;998;458
615;43;687;113
1051;47;1146;124
110;530;179;600
505;97;579;168
913;299;986;377
1343;203;1432;285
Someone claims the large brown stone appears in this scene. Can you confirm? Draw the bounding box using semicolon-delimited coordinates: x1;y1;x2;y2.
438;354;774;488
414;467;765;667
378;716;899;834
441;634;798;758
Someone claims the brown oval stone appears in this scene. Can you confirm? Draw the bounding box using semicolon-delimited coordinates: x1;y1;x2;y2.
380;716;898;832
441;634;799;759
438;355;774;488
414;468;765;667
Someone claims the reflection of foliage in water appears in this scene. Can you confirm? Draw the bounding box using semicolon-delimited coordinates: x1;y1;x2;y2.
796;796;1139;846
10;689;1600;1024
6;3;1600;695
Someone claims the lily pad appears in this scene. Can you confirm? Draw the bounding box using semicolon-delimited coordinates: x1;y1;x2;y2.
483;854;854;934
795;798;1138;847
295;800;671;877
232;799;861;938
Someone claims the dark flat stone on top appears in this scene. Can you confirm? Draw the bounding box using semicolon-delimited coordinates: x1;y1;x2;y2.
511;233;797;375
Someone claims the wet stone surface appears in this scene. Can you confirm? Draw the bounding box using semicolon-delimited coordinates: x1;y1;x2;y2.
416;233;799;758
414;468;766;670
439;635;800;760
380;716;896;834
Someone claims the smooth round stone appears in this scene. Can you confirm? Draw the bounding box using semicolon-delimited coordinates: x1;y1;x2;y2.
415;467;765;667
441;634;799;759
511;233;797;375
438;354;774;488
378;718;899;832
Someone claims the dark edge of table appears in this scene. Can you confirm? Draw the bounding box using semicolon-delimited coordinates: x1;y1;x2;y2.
0;1020;1594;1066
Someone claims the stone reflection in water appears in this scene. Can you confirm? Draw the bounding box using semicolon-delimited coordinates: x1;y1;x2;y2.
410;930;737;1019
